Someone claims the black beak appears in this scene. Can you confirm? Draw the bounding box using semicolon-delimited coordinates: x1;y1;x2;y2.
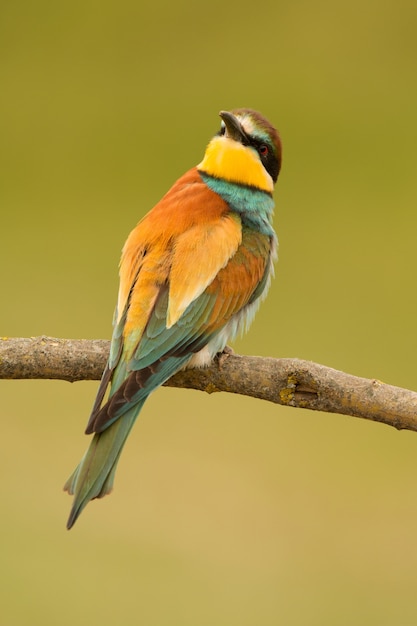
219;111;249;145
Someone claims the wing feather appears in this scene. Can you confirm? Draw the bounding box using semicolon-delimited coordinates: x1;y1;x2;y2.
86;168;273;435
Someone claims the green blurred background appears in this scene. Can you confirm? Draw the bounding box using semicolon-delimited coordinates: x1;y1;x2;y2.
1;0;417;624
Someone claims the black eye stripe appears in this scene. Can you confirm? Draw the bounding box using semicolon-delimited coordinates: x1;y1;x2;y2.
216;122;280;182
249;138;271;152
249;138;279;182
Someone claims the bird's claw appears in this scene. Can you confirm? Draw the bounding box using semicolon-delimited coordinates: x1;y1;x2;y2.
216;345;234;369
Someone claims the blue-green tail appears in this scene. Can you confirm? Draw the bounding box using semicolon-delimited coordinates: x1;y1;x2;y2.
64;399;145;529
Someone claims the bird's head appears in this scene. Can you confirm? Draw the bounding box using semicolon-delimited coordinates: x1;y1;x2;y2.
198;108;282;194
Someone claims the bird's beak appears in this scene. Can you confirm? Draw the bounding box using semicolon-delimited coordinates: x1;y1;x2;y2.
219;111;248;144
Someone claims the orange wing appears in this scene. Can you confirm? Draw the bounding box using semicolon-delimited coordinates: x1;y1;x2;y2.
87;168;273;433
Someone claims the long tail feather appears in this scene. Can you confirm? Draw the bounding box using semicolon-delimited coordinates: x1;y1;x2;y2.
64;399;146;529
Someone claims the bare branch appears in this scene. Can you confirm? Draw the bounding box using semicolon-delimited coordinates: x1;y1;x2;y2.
1;336;417;434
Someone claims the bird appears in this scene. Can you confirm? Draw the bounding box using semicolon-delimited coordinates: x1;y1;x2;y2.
64;108;282;529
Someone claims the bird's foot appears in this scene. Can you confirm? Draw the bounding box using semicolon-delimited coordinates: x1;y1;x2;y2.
216;345;234;369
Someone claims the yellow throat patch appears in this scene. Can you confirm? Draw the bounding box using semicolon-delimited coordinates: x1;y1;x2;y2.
198;136;273;193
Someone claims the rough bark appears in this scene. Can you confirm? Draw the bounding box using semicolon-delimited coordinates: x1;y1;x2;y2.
1;336;417;433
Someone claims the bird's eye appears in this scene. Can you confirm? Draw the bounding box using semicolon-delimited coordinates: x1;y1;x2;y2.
259;144;269;157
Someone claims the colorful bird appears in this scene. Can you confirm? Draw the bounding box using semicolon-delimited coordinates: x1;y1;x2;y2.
64;108;282;529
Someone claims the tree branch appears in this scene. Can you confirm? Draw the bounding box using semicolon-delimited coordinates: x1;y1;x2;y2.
1;336;417;434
